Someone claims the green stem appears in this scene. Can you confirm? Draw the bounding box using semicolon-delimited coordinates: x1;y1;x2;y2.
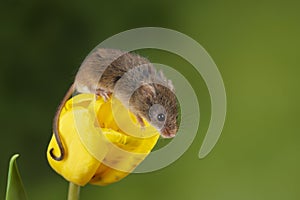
68;182;80;200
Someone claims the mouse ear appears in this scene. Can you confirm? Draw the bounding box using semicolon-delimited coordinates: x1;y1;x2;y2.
167;79;175;92
139;83;156;98
156;70;175;92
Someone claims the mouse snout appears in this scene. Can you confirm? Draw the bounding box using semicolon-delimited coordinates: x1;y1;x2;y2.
161;128;177;138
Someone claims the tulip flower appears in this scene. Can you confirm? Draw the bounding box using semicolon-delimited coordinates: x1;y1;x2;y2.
47;93;160;187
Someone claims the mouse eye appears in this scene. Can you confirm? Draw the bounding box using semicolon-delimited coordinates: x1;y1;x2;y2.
157;113;165;122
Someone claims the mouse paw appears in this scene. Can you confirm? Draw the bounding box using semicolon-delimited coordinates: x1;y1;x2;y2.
136;114;145;128
96;89;110;101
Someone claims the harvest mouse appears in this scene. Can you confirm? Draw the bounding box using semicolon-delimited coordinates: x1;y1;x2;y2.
50;48;178;161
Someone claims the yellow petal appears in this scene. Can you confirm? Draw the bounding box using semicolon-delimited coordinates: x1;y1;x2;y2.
47;107;100;186
90;128;159;186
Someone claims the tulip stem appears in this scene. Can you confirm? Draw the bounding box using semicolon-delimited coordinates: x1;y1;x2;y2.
68;182;80;200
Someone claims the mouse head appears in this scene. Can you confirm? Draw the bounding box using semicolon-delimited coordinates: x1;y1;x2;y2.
130;83;178;138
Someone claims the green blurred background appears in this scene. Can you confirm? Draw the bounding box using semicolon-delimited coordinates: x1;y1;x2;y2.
0;0;299;199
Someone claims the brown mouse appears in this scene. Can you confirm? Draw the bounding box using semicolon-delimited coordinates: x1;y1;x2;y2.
50;48;178;161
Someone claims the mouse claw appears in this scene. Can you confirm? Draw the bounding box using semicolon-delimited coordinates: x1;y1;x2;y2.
96;89;110;101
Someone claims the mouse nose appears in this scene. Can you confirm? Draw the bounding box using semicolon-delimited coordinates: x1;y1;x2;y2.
161;128;176;138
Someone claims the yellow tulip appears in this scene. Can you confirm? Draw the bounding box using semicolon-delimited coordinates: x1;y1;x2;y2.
47;94;159;186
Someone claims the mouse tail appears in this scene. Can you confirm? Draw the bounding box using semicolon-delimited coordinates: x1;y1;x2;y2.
49;83;75;161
